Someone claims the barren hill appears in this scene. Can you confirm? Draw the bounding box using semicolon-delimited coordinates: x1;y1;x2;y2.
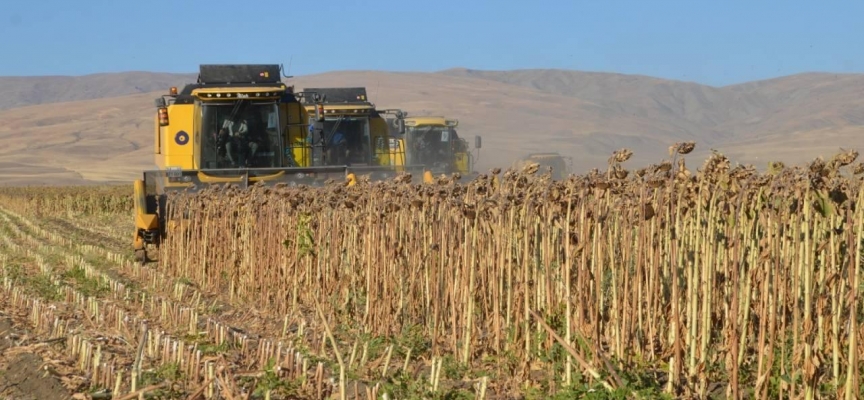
440;68;864;137
1;68;863;185
0;72;196;110
439;68;864;164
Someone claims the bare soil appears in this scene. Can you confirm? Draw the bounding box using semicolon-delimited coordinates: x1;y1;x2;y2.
0;317;74;400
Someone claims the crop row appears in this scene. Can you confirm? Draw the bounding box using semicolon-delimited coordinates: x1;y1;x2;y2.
157;145;864;398
0;206;335;399
0;184;132;217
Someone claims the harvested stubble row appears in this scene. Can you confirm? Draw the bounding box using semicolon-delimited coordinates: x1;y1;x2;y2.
0;206;335;398
0;185;133;257
0;278;333;399
6;202;325;346
160;145;864;399
0;185;132;217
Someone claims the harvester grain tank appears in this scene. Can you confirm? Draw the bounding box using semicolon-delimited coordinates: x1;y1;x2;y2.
132;64;419;260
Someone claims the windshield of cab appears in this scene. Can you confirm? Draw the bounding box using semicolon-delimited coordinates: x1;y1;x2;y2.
310;116;370;165
199;101;282;169
405;125;461;168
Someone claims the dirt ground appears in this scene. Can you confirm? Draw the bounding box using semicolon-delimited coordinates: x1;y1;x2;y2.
0;316;75;400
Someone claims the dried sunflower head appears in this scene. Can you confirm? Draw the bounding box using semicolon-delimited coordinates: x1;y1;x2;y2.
656;161;673;173
593;179;611;190
611;164;629;179
669;142;695;156
809;158;825;174
521;162;540;175
393;173;413;184
677;141;696;155
646;179;665;188
609;148;634;164
832;148;859;167
768;161;785;174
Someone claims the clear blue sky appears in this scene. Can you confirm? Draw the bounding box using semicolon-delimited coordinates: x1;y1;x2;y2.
1;0;861;86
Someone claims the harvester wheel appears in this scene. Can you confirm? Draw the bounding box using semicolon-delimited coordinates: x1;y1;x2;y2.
135;248;148;266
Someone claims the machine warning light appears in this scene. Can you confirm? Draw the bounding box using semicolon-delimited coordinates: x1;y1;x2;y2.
158;107;169;126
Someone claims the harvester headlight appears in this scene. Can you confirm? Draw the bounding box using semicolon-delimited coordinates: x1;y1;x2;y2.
296;173;306;179
158;107;169;126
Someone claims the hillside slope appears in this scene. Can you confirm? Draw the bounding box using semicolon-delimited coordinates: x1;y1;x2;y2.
0;72;196;110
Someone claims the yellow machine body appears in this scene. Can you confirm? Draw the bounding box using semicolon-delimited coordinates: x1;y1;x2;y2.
401;116;479;178
132;66;416;256
295;103;407;172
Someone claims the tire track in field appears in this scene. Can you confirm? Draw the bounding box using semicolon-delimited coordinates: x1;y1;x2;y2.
0;208;334;398
34;214;129;258
3;206;308;343
0;203;338;388
0;206;278;348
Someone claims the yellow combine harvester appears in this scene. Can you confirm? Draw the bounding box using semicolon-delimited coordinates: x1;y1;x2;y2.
513;152;573;180
294;87;408;173
391;115;481;178
132;64;420;259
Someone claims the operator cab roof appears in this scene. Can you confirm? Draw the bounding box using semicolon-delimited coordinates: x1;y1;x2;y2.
171;64;289;102
303;87;370;105
197;64;281;85
405;116;456;126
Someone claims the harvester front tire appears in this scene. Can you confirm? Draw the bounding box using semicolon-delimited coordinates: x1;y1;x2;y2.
135;249;147;266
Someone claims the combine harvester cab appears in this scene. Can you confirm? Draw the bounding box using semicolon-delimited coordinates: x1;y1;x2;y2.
390;115;482;182
132;65;424;259
293;86;420;181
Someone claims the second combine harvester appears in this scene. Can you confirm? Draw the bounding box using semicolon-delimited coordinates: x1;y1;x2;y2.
133;64;428;259
297;86;407;172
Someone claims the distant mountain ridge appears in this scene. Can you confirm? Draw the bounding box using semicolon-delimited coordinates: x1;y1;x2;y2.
438;68;864;136
0;72;197;110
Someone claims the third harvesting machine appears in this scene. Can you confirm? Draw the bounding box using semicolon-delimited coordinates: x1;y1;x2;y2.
132;64;427;257
395;115;481;178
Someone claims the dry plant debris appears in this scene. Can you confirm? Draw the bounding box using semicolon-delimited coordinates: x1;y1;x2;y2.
1;144;864;399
